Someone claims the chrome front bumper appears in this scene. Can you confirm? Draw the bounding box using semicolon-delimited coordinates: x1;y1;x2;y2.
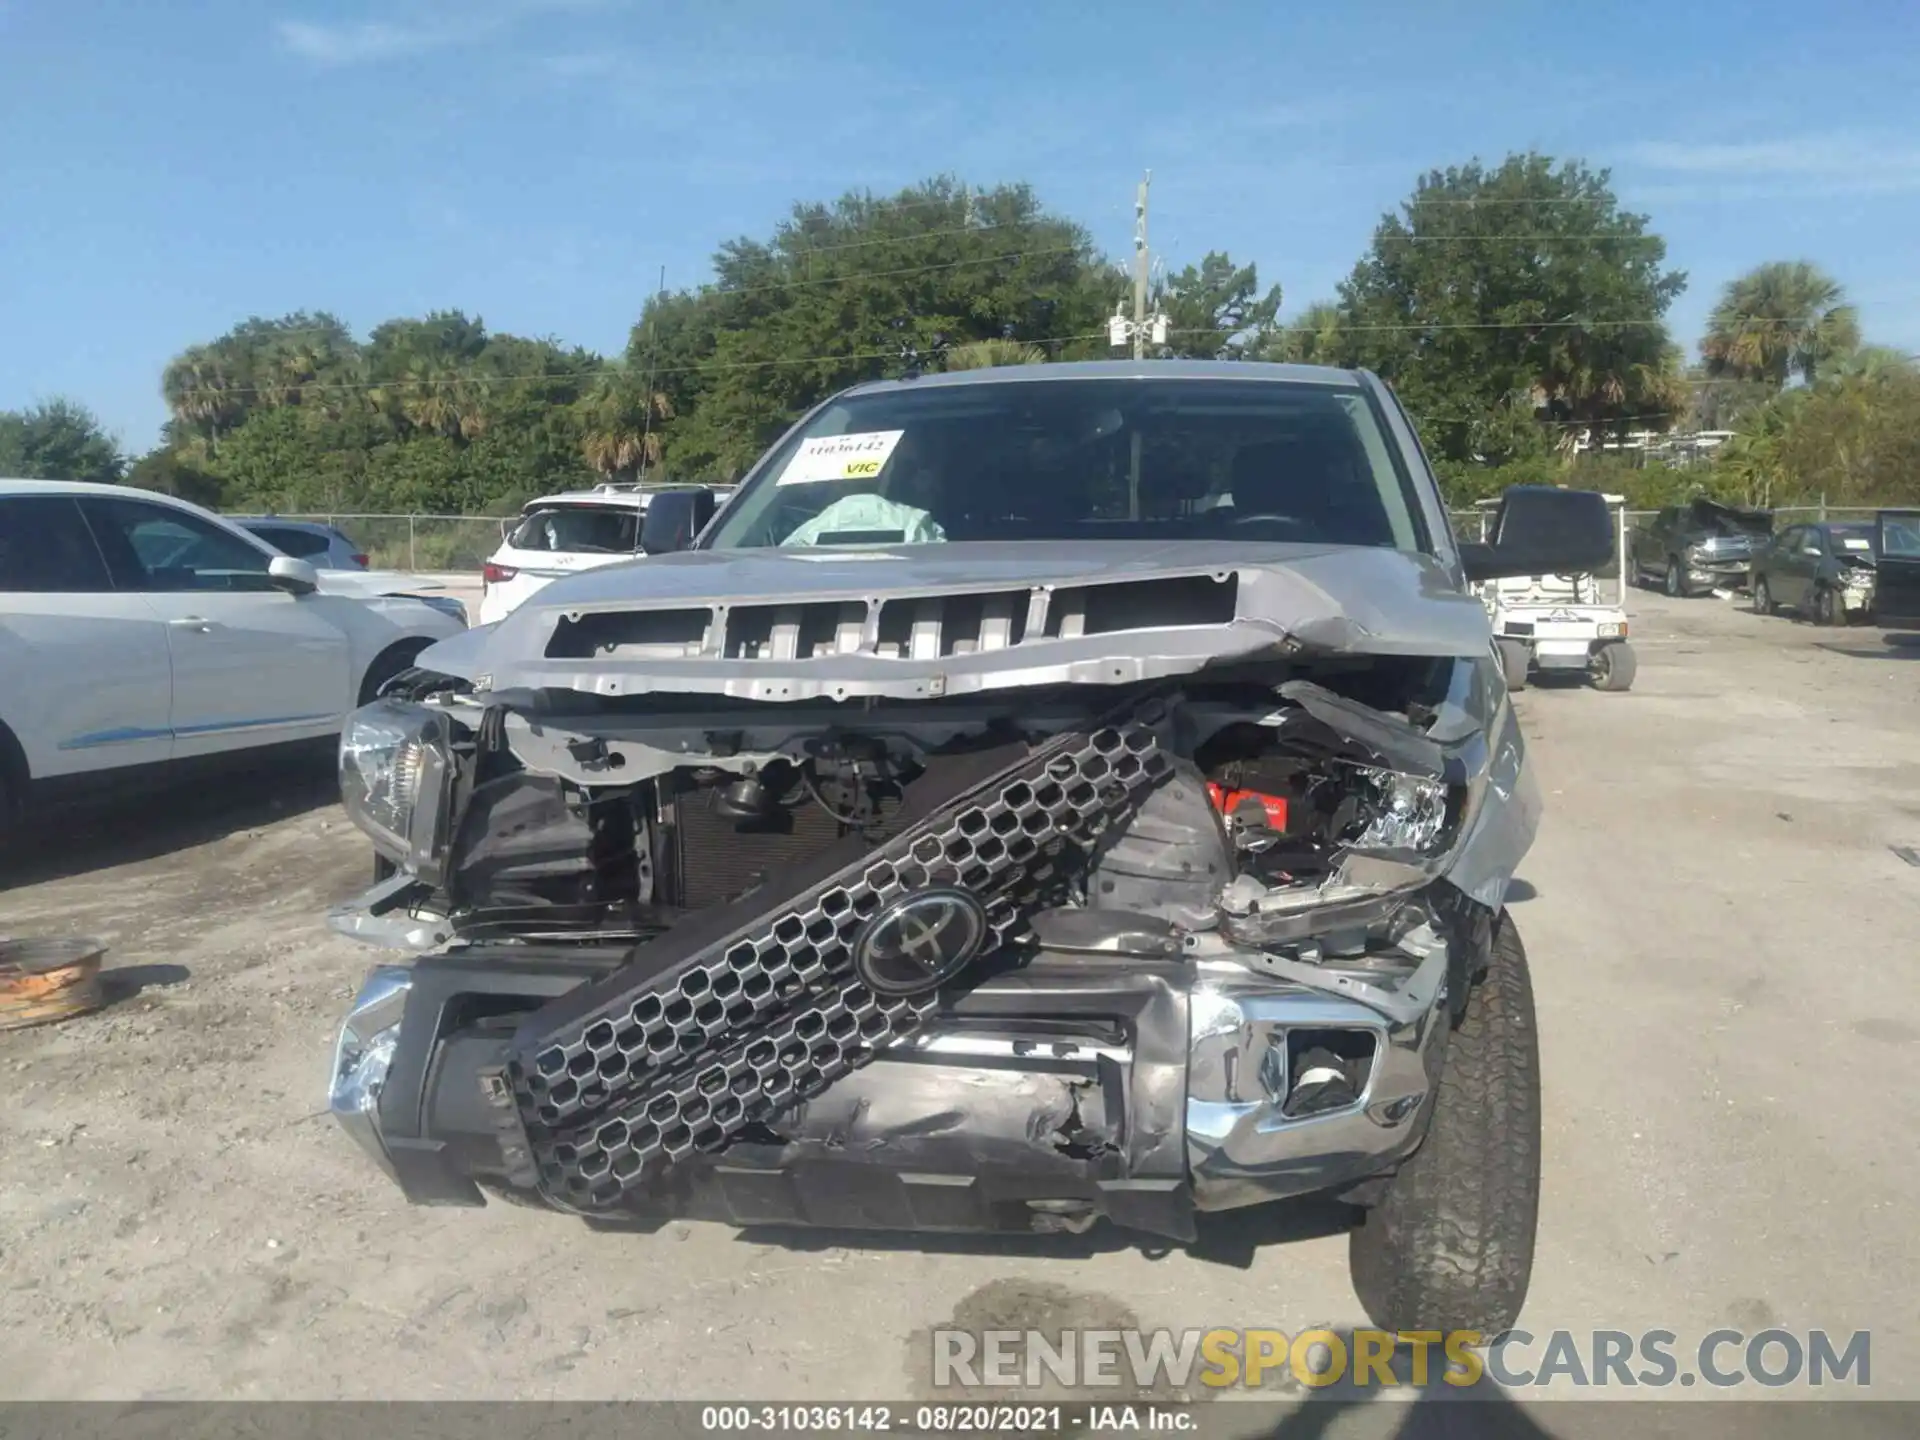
328;930;1453;1229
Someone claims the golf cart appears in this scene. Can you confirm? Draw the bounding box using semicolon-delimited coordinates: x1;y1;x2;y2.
1474;491;1636;692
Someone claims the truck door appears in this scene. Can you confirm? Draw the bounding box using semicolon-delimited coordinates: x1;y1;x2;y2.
1874;511;1920;629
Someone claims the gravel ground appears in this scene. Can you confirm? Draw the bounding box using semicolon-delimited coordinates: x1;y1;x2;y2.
3;587;1918;1403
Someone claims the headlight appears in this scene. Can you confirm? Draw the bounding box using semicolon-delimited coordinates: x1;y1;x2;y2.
1598;620;1627;637
1352;768;1450;852
338;699;455;882
329;965;414;1175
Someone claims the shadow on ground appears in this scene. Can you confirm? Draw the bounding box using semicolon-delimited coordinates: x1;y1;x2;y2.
99;962;193;1003
717;1196;1357;1270
1815;632;1920;661
0;755;339;892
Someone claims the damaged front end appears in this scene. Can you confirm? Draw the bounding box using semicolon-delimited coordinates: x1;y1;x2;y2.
324;580;1535;1240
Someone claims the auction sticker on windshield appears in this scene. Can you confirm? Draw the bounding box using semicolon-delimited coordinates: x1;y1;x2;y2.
777;430;905;485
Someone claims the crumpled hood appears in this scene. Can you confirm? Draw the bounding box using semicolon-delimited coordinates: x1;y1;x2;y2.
417;539;1492;702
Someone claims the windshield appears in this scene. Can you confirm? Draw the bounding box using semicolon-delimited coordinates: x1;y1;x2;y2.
509;503;641;553
1828;523;1878;555
1690;500;1772;536
703;377;1426;553
243;523;334;558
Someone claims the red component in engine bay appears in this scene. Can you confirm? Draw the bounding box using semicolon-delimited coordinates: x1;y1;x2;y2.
1206;781;1289;833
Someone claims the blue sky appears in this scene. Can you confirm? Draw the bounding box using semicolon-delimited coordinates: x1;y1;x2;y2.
3;0;1917;451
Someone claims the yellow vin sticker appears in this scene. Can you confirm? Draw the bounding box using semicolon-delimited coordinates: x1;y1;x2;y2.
776;429;905;485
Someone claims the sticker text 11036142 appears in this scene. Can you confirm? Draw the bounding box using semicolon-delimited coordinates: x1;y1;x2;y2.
776;430;905;486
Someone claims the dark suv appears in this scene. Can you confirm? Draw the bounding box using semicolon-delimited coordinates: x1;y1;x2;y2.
1630;498;1773;597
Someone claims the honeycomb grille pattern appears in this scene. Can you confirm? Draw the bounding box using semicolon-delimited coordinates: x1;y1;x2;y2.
511;712;1172;1208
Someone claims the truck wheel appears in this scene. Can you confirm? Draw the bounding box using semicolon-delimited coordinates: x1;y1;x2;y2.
1496;639;1529;691
1664;560;1687;598
1813;586;1840;627
1590;641;1636;692
1348;914;1541;1336
1752;576;1775;615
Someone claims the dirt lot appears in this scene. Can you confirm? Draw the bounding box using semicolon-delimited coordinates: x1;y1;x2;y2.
4;588;1919;1403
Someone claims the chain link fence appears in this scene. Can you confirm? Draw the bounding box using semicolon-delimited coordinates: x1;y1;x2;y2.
242;504;1891;577
253;513;510;572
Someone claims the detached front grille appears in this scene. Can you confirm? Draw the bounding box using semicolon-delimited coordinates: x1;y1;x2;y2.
542;574;1240;662
505;708;1174;1209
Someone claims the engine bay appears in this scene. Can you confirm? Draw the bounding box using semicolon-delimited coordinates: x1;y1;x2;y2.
394;660;1477;947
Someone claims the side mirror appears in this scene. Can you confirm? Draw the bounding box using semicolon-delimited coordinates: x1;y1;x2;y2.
640;487;718;555
1458;486;1613;583
268;555;320;595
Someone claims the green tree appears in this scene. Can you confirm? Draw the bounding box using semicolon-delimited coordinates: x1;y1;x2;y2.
366;312;492;441
161;344;249;452
942;338;1047;370
576;369;674;481
1153;252;1281;359
0;399;124;483
1701;261;1859;390
126;448;224;506
1338;153;1687;463
1259;302;1351;366
634;177;1126;478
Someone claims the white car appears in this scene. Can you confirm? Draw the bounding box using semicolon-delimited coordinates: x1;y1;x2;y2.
479;484;735;624
0;479;468;827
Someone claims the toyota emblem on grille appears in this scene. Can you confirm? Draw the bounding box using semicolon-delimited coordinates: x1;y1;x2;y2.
852;888;990;996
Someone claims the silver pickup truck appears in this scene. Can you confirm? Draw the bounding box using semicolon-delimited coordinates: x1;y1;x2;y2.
321;360;1610;1334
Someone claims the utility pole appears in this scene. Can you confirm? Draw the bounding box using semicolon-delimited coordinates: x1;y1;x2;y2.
1105;171;1170;520
635;263;667;492
1109;170;1168;357
1132;172;1150;360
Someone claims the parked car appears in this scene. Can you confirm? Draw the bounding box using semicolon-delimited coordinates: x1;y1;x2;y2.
232;517;369;570
324;360;1616;1335
479;484;738;625
1749;521;1881;625
1476;492;1635;691
0;479;468;830
1873;509;1920;629
1629;497;1773;596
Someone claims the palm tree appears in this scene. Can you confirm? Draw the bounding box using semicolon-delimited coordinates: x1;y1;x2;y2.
942;338;1046;371
1701;261;1860;389
161;345;247;448
578;371;674;481
387;352;486;441
1263;302;1348;366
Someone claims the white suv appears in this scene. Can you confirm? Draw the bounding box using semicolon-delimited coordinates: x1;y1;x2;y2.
0;479;467;828
479;485;735;624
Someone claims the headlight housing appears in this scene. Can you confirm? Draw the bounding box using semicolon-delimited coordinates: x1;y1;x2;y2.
338;698;455;882
329;965;414;1176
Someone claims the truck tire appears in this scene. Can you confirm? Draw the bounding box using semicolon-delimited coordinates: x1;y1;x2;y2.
1590;640;1636;692
1751;575;1775;615
1348;914;1541;1336
1813;586;1840;627
1496;639;1529;692
1664;559;1688;598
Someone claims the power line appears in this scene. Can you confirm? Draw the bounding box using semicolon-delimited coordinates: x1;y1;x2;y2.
1370;232;1666;243
178;316;1842;403
705;243;1086;298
